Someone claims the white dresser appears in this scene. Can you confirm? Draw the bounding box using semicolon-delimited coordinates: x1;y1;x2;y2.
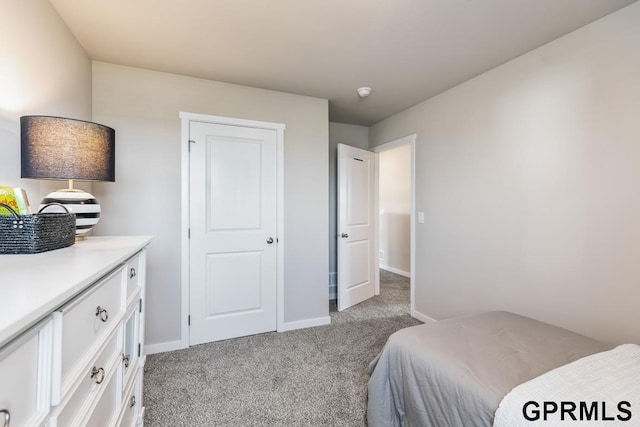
0;236;152;427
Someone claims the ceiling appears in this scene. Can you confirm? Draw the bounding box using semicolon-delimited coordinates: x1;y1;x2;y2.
49;0;637;126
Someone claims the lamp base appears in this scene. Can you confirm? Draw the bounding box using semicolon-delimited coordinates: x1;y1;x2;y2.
40;189;101;238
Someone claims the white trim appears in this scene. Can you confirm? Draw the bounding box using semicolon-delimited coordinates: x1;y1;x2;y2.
144;340;183;355
380;265;411;278
374;152;380;296
276;126;285;334
180;112;285;348
179;112;286;131
372;134;416;151
180;115;190;350
412;310;437;324
373;134;417;320
278;316;331;332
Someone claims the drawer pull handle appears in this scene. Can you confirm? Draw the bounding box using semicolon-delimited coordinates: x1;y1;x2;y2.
90;366;105;384
129;395;136;408
95;306;109;322
123;354;130;368
1;409;9;427
129;267;137;279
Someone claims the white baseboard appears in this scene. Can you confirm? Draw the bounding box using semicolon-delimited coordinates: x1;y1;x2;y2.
329;272;337;300
148;316;333;354
411;309;436;323
144;340;183;355
380;265;411;278
278;316;331;332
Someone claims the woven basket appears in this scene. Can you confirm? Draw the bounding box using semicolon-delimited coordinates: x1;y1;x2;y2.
0;203;76;254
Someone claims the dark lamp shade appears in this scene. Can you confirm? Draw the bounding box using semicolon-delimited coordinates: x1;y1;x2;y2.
21;116;115;182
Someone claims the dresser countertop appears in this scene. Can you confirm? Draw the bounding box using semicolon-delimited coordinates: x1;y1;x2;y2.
0;235;153;347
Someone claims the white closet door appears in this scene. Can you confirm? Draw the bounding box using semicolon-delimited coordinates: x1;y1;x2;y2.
189;121;277;345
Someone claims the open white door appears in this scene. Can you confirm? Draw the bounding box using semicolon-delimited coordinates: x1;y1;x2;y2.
337;143;378;311
189;121;277;345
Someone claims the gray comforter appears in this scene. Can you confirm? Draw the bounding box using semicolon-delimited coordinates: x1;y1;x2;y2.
367;311;610;427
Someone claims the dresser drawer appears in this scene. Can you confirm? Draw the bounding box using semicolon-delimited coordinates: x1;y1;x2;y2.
125;254;141;303
84;362;119;427
56;266;125;398
0;320;51;427
50;330;120;427
117;380;139;427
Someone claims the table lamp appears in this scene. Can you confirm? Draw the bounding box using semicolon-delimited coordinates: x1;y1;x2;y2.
20;116;115;239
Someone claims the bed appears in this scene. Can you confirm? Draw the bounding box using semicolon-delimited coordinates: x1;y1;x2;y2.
367;311;621;427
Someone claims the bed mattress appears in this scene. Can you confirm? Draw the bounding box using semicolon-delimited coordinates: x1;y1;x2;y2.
367;311;611;427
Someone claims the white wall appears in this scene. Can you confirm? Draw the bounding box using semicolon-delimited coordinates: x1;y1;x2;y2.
328;122;369;296
379;144;411;275
0;0;92;204
92;62;329;348
370;3;640;345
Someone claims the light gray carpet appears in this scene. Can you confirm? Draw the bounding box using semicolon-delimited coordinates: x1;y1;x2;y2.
143;270;421;426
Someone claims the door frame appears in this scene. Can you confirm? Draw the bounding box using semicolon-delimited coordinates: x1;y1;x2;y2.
179;112;285;349
372;134;417;318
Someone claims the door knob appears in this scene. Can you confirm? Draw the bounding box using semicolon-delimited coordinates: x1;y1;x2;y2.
266;237;274;244
341;233;349;238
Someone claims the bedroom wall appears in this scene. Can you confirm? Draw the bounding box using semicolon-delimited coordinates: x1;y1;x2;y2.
379;144;411;276
92;62;329;350
0;0;92;205
328;122;369;298
369;2;640;345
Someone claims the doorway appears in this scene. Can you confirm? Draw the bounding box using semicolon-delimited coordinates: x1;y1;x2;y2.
373;135;416;316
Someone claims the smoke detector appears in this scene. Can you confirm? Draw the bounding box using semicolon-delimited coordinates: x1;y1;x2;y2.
357;87;372;98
